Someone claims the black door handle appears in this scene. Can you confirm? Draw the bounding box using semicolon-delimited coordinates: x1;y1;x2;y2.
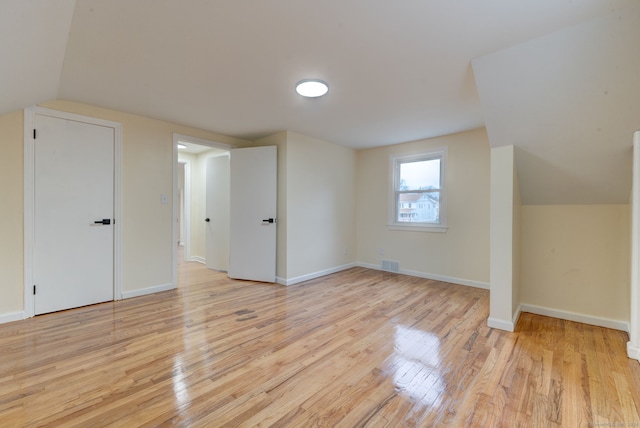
262;218;275;224
94;219;111;225
205;218;210;222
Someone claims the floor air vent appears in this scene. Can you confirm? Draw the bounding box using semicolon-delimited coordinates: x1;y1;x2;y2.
381;260;400;273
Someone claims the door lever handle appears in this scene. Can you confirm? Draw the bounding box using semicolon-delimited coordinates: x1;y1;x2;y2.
205;218;210;222
94;219;111;225
262;218;275;224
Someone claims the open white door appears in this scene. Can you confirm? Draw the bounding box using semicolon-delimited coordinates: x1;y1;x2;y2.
33;113;115;314
205;155;230;271
229;146;277;282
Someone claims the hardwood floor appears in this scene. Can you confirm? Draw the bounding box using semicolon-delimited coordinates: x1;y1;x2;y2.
1;260;639;427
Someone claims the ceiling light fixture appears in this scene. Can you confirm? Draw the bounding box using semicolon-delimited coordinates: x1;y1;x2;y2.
177;143;187;149
295;79;329;98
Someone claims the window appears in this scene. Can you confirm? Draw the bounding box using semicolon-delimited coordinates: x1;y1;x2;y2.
389;149;447;232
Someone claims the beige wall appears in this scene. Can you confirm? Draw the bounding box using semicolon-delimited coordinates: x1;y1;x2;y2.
521;204;630;322
253;131;356;282
1;99;631;331
285;132;357;280
39;100;247;292
356;128;490;285
0;110;24;315
0;100;248;316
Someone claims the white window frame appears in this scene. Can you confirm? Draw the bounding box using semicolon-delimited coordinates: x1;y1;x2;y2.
388;148;448;233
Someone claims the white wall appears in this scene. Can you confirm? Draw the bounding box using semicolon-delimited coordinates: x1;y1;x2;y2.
512;165;522;316
356;128;490;286
489;145;520;331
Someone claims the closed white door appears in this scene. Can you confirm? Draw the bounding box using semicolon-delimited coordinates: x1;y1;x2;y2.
228;146;277;282
33;114;114;315
205;154;230;271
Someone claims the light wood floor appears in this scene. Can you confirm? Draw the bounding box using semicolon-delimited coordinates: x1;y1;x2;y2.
1;260;640;427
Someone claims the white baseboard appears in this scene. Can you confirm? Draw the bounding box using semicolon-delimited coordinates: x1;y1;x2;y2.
357;262;490;290
512;304;522;329
278;263;358;286
121;283;176;299
0;311;24;325
487;316;515;332
486;306;521;332
521;303;629;332
189;256;205;264
628;342;640;361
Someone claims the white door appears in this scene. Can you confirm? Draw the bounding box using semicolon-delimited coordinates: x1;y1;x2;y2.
33;114;114;315
205;155;230;271
228;146;277;282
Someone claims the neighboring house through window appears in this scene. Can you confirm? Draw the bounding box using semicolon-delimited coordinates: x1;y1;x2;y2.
389;148;447;232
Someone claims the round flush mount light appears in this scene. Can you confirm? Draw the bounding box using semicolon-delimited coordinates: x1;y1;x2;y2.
295;79;329;98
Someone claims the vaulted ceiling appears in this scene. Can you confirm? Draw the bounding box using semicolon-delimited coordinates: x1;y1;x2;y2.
2;0;638;204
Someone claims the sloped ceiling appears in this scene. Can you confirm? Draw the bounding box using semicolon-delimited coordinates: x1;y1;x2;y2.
1;0;638;204
473;6;640;204
0;0;75;113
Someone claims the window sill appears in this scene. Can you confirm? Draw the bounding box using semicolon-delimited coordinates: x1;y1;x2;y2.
387;224;448;233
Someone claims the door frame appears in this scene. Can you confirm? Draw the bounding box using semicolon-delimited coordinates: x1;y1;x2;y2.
178;159;191;255
23;106;123;318
172;133;234;285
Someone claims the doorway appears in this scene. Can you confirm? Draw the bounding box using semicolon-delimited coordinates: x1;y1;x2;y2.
24;107;122;317
173;134;233;285
173;136;278;285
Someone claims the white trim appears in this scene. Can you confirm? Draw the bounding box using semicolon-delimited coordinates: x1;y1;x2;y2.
121;283;175;299
387;225;448;233
180;160;192;262
23;106;123;317
627;342;640;361
0;311;25;325
630;132;640;357
190;256;206;264
172;135;179;289
172;133;235;286
174;133;235;151
487;316;515;332
512;304;522;329
486;306;520;332
114;115;123;300
278;263;358;286
24;110;34;318
388;147;448;231
357;262;490;289
521;303;629;332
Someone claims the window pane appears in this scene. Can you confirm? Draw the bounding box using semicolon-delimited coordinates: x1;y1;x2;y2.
399;159;440;191
397;192;439;223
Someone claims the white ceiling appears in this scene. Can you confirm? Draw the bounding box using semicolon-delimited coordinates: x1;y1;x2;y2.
1;0;638;204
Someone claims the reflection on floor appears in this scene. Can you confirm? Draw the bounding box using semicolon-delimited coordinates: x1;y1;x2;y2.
1;261;639;426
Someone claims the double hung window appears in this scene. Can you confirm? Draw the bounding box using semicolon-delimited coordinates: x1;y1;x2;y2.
389;149;447;232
